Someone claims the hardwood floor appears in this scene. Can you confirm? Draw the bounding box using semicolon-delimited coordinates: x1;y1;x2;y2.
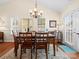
0;42;79;59
66;53;79;59
0;42;14;57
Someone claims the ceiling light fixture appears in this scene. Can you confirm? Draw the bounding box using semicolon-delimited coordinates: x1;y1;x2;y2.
29;0;43;18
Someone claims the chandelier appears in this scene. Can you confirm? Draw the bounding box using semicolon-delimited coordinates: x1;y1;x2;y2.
29;0;43;18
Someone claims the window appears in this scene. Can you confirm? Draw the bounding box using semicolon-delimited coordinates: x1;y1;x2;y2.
64;14;73;45
38;18;45;32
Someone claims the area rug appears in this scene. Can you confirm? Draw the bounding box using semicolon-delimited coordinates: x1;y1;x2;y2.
14;44;60;59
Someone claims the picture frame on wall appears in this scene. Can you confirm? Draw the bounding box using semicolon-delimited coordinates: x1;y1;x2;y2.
49;20;56;28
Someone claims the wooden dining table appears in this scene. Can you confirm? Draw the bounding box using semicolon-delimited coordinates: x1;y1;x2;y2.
14;34;56;56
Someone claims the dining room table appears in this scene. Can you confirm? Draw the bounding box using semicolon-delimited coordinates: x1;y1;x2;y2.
14;32;56;56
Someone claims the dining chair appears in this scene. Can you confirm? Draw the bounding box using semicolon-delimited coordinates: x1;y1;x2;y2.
19;32;33;59
35;32;48;59
19;32;27;53
32;31;36;49
48;31;59;51
12;31;20;56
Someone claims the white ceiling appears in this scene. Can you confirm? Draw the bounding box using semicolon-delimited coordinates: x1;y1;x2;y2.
37;0;73;12
0;0;74;13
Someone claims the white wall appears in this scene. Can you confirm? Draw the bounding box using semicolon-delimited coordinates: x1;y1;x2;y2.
0;0;60;42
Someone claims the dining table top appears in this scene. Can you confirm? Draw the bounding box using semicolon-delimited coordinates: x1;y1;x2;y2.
15;33;56;38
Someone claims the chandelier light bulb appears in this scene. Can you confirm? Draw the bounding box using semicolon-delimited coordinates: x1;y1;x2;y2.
38;13;40;16
30;10;32;13
32;12;35;15
40;10;43;14
34;8;37;12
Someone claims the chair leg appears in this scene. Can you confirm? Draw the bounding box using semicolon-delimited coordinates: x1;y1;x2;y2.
45;48;48;59
14;47;17;56
14;43;19;56
35;49;37;59
56;43;58;51
20;48;22;59
48;44;49;51
31;49;32;59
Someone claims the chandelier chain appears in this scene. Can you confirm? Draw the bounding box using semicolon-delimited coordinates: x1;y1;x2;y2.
35;0;37;8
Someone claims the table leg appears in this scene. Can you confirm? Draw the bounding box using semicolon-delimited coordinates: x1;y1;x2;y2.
53;38;55;56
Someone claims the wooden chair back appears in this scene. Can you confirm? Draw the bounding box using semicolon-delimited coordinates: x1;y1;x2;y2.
35;32;48;44
19;32;32;45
